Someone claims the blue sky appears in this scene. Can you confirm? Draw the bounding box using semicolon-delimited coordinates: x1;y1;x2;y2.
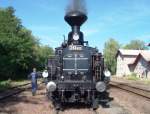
0;0;150;51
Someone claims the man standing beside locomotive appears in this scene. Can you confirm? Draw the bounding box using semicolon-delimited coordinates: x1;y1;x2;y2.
28;68;38;96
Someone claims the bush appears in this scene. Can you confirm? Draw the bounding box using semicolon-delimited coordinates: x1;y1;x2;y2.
0;79;12;91
126;73;139;80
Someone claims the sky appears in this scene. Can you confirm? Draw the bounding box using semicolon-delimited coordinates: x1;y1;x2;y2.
0;0;150;51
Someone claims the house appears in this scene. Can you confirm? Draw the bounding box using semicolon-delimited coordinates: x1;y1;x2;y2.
116;49;140;77
129;52;150;78
116;49;150;79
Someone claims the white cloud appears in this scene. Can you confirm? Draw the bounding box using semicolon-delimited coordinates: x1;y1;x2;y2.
29;25;59;32
96;2;150;28
135;35;150;40
36;0;59;13
38;35;58;42
83;28;99;37
34;35;59;48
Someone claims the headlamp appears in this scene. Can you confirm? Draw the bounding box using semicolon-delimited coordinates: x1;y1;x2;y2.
104;70;111;77
46;81;56;92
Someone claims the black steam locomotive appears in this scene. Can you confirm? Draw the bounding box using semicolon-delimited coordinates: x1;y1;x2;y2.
46;10;110;110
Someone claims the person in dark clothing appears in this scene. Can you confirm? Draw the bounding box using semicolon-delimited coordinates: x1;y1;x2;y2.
28;68;38;96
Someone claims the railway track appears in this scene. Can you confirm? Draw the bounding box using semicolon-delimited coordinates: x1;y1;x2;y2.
110;81;150;99
0;81;43;101
0;82;31;93
54;109;99;114
52;102;100;114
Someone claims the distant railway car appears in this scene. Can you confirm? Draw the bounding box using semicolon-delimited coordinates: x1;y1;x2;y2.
46;7;111;110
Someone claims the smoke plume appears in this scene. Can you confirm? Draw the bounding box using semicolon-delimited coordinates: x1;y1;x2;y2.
66;0;87;15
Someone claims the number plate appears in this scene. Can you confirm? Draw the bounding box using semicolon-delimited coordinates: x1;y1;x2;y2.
69;45;83;51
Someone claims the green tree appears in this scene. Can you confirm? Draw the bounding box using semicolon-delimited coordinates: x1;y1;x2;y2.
0;7;36;79
103;38;120;74
33;45;54;69
0;7;53;80
124;40;147;50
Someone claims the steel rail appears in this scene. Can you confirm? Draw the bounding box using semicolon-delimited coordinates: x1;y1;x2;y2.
54;109;99;114
110;81;150;99
0;82;31;93
0;81;43;101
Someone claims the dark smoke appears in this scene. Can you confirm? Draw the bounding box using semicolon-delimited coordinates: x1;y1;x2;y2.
66;0;87;15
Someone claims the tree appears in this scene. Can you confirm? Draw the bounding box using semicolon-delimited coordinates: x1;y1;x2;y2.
103;38;120;74
124;40;147;50
0;7;53;80
33;45;54;69
0;7;27;79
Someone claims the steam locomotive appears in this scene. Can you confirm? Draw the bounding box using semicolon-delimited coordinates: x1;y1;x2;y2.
46;11;111;110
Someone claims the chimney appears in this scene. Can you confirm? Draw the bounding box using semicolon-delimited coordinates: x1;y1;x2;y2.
64;11;87;45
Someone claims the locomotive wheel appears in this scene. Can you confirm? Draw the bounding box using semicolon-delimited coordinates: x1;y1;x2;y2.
55;102;64;111
92;99;99;110
55;103;61;110
101;101;110;108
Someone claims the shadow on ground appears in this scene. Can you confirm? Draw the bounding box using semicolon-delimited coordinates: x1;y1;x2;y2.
0;84;46;114
52;96;114;111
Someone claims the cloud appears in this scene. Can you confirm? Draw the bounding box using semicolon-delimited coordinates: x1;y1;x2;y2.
34;35;59;48
135;35;150;41
38;35;58;42
83;28;99;37
96;1;150;28
36;0;59;13
29;25;59;32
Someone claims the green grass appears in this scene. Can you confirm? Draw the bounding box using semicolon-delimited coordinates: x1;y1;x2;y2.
0;79;11;91
125;73;150;85
0;79;29;91
126;73;140;81
143;80;150;85
126;76;140;81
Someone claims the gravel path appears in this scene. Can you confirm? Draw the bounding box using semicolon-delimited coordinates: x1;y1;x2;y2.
110;87;150;114
0;84;132;114
111;77;150;91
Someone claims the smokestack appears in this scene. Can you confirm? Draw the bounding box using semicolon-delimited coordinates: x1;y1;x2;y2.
65;0;87;45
